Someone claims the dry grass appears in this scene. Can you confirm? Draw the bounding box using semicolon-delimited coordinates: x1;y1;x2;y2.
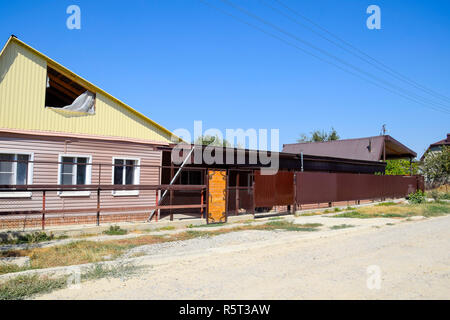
335;202;450;219
0;219;323;275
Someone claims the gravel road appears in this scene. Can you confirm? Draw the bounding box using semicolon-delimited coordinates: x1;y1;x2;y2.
37;215;450;299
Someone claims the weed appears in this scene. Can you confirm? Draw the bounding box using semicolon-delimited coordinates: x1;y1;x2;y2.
103;225;128;236
81;263;142;281
376;202;399;206
0;274;67;300
408;190;426;204
334;207;342;212
330;224;354;230
157;226;176;231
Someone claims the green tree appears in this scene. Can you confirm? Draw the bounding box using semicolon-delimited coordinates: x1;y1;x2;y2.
194;134;231;147
297;127;340;142
420;145;450;188
385;159;419;175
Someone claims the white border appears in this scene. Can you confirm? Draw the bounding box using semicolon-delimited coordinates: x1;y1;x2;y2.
57;153;92;197
111;156;140;196
0;149;34;198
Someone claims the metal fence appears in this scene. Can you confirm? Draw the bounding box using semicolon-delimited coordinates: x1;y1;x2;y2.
295;172;424;205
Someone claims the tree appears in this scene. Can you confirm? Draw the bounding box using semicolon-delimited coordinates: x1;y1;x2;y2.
297;127;340;143
420;145;450;188
385;159;419;175
194;134;231;147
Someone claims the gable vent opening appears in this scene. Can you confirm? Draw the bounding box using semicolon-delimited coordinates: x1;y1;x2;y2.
45;66;96;114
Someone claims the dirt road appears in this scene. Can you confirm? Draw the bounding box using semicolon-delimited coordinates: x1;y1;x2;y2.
37;215;450;299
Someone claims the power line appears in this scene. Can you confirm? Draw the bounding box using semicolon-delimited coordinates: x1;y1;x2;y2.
218;0;450;114
270;0;450;105
198;0;450;115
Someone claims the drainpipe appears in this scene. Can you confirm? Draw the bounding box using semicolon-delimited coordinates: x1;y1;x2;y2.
301;152;304;172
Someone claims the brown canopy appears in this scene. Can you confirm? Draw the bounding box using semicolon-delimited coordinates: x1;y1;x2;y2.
282;135;416;161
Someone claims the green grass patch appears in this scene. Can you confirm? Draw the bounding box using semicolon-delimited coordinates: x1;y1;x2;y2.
81;263;142;281
330;224;354;230
0;232;68;245
0;274;67;300
333;202;450;219
263;221;322;232
268;217;283;221
103;225;128;236
376;202;399;206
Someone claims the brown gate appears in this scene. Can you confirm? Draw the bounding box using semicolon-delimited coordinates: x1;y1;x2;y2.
207;169;227;223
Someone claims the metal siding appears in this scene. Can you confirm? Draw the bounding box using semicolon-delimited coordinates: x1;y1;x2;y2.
0;134;162;213
0;41;172;143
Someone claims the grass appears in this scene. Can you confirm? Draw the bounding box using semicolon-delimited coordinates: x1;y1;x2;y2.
330;224;354;230
375;201;399;206
103;225;128;236
0;232;68;245
0;263;143;300
0;219;325;276
0;274;67;300
188;223;227;228
81;263;142;281
155;226;176;231
333;201;450;219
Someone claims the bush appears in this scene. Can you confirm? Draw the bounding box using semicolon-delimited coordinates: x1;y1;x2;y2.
103;225;128;236
408;190;426;204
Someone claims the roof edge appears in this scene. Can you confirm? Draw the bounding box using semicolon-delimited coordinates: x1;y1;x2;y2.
1;35;182;143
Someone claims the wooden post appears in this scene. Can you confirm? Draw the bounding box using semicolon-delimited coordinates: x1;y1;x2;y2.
155;190;159;222
96;187;100;226
170;188;174;221
200;189;204;219
42;190;46;230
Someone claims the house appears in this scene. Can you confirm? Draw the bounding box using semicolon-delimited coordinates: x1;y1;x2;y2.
0;36;423;229
282;135;417;162
420;133;450;161
0;35;181;226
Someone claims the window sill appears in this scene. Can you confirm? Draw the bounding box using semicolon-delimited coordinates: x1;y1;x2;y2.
112;190;139;197
0;192;32;199
58;191;91;197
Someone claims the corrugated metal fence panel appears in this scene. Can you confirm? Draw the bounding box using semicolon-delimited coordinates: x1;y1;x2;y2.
296;172;421;205
254;171;294;207
296;172;337;203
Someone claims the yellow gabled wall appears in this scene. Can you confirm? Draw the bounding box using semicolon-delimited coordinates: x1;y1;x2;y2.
0;39;173;143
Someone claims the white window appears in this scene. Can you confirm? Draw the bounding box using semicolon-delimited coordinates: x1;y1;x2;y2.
112;157;140;196
58;154;92;197
0;152;34;198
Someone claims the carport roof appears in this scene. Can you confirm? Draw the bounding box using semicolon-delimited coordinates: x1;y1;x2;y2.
282;135;416;161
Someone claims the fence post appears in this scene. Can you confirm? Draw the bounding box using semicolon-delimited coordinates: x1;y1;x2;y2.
42;190;46;230
155;190;159;222
200;189;204;219
96;187;100;226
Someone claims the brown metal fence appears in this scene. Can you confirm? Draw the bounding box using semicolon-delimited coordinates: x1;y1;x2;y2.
254;170;294;208
295;172;424;205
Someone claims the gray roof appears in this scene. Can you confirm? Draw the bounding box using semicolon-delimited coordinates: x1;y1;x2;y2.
282;135;416;161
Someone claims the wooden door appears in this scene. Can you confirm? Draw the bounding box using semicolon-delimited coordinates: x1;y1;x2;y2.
207;169;227;223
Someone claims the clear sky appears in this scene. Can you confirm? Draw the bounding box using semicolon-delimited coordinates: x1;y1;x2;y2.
1;0;449;158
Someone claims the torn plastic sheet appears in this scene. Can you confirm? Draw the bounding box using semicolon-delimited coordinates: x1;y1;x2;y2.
61;91;95;114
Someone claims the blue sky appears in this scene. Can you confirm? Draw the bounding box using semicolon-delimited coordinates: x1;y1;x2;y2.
1;0;449;158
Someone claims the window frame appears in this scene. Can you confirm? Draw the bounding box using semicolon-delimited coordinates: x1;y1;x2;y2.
57;154;92;197
111;156;140;197
0;150;34;198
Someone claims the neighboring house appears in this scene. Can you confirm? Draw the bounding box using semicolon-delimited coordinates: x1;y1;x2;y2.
282;135;417;162
0;35;178;216
420;133;450;161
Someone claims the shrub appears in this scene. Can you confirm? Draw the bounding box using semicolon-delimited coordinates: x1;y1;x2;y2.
408;190;426;204
103;225;128;236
